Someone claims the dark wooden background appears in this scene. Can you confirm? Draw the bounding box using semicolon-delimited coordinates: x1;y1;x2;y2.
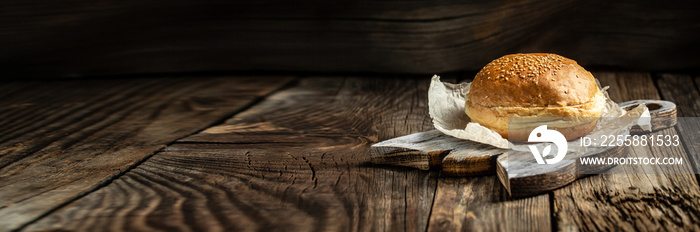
2;0;700;79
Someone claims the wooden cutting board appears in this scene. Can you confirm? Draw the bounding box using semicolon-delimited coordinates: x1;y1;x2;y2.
370;100;677;197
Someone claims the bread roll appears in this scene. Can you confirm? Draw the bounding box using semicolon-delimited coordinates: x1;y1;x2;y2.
465;53;605;141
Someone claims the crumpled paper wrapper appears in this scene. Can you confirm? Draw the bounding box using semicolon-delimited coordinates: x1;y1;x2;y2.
428;75;651;151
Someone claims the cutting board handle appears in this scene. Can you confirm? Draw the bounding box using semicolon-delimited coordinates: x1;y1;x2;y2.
618;100;677;133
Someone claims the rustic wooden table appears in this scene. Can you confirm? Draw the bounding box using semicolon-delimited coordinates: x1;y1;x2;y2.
1;71;699;231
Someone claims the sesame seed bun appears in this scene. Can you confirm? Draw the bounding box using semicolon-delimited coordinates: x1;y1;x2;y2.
465;53;605;142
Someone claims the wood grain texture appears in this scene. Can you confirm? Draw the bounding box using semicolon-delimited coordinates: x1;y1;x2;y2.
498;145;627;198
370;130;452;170
369;129;505;175
27;76;448;231
26;146;438;232
427;176;550;231
656;74;700;180
2;0;700;78
551;72;700;231
0;76;292;231
440;143;504;177
16;73;700;231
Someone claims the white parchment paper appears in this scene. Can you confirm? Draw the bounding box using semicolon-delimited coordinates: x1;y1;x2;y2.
428;75;651;150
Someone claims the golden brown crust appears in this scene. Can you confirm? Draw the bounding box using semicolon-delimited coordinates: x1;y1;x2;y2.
465;53;605;141
468;53;600;107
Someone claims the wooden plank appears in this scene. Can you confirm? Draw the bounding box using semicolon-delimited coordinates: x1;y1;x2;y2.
427;176;551;231
2;1;700;78
369;129;505;175
26;76;448;231
551;72;700;231
498;143;628;198
0;76;293;231
657;74;700;175
370;130;452;170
